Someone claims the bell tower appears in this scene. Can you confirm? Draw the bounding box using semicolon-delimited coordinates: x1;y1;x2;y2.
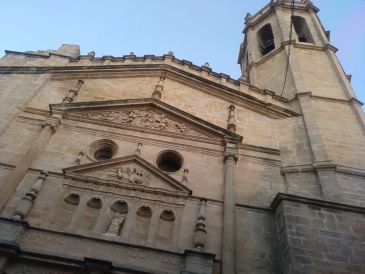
238;0;358;102
239;0;365;204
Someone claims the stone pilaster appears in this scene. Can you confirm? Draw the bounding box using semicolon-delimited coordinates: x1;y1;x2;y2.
121;198;139;242
0;115;61;212
146;202;161;246
222;143;238;274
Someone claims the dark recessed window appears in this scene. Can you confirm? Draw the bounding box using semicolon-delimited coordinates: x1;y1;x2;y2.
257;24;275;56
293;16;314;43
64;193;80;205
156;150;183;172
94;147;114;161
89;139;118;161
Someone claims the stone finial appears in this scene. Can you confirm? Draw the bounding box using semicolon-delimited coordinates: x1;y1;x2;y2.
87;51;95;57
129;52;135;55
168;51;174;56
134;143;143;156
203;62;210;68
63;79;84;103
193;199;207;250
152;75;166;100
13;171;48;220
75;151;84;165
227;105;237;132
181;168;189;184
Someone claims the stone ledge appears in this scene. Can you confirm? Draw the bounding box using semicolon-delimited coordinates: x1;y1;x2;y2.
281;163;365;177
271;193;365;214
4;50;72;60
0;217;188;273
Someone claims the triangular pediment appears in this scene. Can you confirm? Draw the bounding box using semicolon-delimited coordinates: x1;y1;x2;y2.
50;98;242;144
63;155;192;195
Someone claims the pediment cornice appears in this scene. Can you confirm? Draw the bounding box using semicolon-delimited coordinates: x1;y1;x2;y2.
63;154;192;196
50;98;243;144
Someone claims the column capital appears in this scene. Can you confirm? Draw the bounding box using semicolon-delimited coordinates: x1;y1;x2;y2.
223;152;238;163
224;143;239;163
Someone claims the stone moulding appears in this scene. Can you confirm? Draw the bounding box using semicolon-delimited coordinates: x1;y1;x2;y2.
281;164;365;177
0;62;301;118
50;98;243;144
4;50;73;59
271;193;365;214
243;0;319;32
63;154;193;196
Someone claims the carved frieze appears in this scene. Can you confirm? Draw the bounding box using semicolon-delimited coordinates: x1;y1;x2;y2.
67;108;207;138
108;166;152;186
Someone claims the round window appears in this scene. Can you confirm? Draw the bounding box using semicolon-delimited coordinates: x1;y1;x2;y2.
88;139;118;161
156;150;183;172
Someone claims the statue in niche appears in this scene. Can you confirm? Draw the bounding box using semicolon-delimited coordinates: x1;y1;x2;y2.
105;215;126;236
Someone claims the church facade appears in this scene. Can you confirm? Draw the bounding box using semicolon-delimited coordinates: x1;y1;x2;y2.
0;0;364;273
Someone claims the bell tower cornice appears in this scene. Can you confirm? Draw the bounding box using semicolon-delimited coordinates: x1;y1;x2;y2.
243;0;318;33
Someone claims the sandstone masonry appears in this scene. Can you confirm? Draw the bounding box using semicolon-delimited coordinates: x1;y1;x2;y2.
0;0;364;273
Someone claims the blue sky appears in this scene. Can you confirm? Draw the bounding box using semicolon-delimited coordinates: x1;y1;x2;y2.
1;0;364;105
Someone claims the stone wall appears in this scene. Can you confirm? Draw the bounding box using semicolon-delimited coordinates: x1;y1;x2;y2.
274;195;365;274
236;207;279;273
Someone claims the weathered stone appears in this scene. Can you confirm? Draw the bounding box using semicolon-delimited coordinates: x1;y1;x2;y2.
0;1;364;273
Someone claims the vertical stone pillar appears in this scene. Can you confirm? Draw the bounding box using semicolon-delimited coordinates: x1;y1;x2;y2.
121;198;139;242
93;201;109;234
13;170;48;220
222;143;238;274
0;115;61;212
62;80;84;103
193;199;207;251
146;202;160;246
152;75;165;100
67;194;89;231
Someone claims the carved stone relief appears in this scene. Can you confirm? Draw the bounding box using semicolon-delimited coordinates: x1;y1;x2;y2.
108;166;152;186
68;108;207;137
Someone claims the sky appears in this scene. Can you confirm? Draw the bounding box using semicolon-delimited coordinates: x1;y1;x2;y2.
1;0;364;105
